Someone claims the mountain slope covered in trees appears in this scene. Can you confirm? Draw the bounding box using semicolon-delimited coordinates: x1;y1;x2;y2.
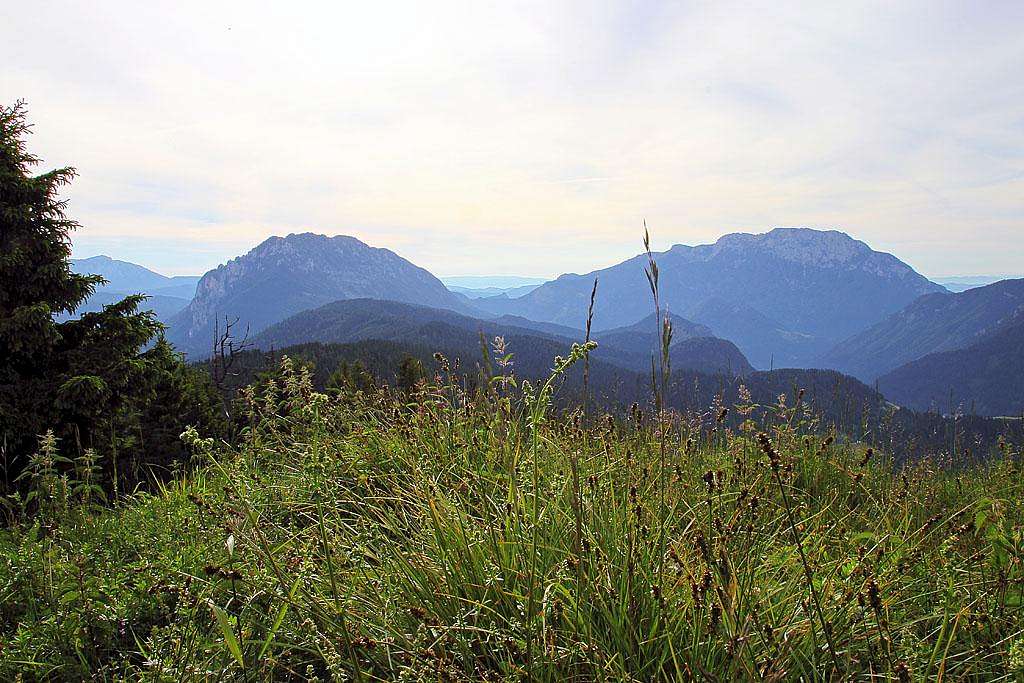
251;298;757;379
822;278;1024;382
878;312;1024;416
221;335;1019;463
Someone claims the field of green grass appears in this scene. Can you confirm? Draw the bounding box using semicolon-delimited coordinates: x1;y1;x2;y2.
2;354;1023;681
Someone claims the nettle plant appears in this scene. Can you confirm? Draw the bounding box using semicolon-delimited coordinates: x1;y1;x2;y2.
5;431;107;525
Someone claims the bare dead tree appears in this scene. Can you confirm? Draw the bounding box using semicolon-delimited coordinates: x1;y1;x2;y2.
211;315;252;418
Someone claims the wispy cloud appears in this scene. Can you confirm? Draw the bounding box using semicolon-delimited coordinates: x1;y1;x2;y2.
3;1;1022;277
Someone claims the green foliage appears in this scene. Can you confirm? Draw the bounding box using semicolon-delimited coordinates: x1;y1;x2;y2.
217;339;1023;463
326;359;376;396
131;338;228;478
1;103;1020;680
2;357;1022;680
396;355;426;393
0;102;225;495
12;431;72;526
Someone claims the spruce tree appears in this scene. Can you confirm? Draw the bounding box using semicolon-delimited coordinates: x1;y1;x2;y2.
396;355;426;394
0;101;161;488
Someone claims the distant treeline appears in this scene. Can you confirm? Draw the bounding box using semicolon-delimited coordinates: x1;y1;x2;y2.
207;339;1023;465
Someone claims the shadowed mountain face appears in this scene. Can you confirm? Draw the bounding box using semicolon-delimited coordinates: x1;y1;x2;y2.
472;228;943;368
822;279;1024;383
166;233;470;358
594;312;714;354
251;299;566;351
878;311;1024;417
487;315;583;339
669;337;754;377
682;297;823;369
250;298;755;379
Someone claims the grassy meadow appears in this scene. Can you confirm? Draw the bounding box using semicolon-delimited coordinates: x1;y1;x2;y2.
2;351;1023;681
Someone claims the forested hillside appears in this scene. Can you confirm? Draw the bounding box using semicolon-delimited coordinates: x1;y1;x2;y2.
822;279;1024;382
879;314;1024;416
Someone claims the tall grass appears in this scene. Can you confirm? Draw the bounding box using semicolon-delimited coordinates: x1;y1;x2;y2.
1;350;1022;680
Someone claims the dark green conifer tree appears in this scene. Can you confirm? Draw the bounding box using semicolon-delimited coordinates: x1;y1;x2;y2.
0;101;220;491
326;359;376;395
396;355;426;394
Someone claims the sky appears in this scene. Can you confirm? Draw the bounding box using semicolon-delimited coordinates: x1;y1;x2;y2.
3;1;1023;278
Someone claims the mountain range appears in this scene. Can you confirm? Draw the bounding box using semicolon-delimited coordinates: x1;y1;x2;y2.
441;275;546;299
78;228;1024;417
471;228;944;368
64;255;200;321
71;255;201;298
248;299;647;398
933;276;1012;293
447;283;541;299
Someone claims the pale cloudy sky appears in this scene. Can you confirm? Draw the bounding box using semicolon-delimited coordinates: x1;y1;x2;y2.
3;1;1023;277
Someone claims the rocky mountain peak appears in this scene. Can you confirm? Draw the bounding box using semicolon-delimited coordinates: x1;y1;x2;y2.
168;232;468;357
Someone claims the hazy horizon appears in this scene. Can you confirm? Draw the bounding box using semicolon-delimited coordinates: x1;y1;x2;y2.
5;2;1023;277
69;227;1023;282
